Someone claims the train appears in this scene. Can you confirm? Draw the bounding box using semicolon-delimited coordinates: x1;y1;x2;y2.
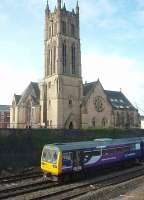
41;137;144;181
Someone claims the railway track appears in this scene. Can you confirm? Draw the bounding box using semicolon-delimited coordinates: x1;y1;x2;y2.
27;164;144;200
3;164;144;200
0;178;59;199
0;169;42;185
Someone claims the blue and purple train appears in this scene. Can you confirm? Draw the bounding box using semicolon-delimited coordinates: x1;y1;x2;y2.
41;137;144;181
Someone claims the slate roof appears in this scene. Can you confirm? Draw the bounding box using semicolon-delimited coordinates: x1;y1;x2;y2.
0;105;10;112
14;94;22;105
104;90;136;111
82;80;136;111
83;81;97;96
18;82;40;106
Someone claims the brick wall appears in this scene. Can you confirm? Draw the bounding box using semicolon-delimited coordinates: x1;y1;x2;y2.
0;110;10;128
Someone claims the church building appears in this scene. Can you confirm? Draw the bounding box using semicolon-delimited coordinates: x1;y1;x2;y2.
10;0;140;129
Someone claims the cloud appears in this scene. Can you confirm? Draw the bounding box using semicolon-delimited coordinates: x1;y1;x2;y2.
0;13;9;27
136;0;144;9
0;62;42;105
82;51;144;114
79;0;117;23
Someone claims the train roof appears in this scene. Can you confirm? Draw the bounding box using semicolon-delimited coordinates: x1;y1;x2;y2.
45;137;143;151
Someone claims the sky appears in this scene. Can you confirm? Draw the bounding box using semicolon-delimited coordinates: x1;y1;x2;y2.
0;0;144;115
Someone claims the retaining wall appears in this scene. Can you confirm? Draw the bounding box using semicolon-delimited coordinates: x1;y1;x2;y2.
0;128;144;172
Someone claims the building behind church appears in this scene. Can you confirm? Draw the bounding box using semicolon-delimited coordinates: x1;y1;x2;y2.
10;0;140;129
0;105;10;128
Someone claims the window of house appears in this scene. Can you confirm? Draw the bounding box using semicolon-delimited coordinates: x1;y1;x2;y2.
50;120;52;127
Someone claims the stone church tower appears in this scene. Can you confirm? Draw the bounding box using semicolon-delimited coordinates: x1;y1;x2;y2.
40;0;82;129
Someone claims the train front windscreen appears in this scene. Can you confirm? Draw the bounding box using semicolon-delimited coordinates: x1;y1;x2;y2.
41;146;58;164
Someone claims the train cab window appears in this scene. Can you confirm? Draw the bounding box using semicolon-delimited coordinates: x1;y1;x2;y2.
52;150;58;164
42;150;47;161
42;148;58;163
42;148;52;162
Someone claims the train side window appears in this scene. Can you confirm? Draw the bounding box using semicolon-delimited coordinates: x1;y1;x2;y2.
108;148;116;154
135;143;140;150
92;150;100;156
82;151;92;163
116;147;123;153
117;146;129;153
130;143;140;151
102;149;108;155
63;152;73;162
125;146;130;153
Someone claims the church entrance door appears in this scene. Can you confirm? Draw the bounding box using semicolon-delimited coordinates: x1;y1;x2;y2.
69;122;73;129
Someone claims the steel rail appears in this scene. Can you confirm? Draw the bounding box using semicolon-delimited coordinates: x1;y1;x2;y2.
0;178;59;199
0;169;42;185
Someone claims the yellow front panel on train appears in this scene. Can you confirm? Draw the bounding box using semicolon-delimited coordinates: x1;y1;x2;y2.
41;152;62;175
41;161;59;175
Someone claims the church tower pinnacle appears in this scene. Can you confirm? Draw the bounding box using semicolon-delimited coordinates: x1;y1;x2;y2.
57;0;61;10
45;0;50;14
76;0;79;14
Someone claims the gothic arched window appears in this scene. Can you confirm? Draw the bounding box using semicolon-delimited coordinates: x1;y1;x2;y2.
71;44;76;74
49;26;51;38
47;49;50;75
50;49;52;75
92;117;96;128
53;46;56;73
62;43;67;73
71;24;75;37
62;21;66;34
54;23;57;35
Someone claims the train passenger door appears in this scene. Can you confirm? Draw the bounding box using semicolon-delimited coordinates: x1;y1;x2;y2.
73;151;82;171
